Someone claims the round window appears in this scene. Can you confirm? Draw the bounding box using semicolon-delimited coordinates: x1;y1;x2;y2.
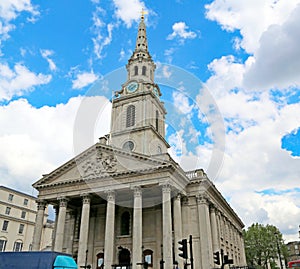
123;141;134;151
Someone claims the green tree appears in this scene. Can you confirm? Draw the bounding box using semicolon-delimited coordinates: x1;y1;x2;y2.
243;223;288;269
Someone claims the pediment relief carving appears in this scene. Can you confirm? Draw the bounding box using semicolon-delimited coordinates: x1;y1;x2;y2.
79;150;117;180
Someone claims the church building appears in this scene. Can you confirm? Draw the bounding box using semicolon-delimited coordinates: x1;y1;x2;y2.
32;14;247;269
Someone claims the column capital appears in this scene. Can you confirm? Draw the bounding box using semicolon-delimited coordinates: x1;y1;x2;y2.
105;190;115;202
80;193;91;204
209;203;218;213
58;197;69;207
36;199;47;210
174;192;182;200
161;182;172;193
196;193;209;205
132;186;142;197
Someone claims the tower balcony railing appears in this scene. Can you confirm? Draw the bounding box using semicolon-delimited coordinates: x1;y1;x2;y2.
185;169;206;180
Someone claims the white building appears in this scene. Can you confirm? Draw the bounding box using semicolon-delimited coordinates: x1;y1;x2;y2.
0;185;53;251
32;15;247;269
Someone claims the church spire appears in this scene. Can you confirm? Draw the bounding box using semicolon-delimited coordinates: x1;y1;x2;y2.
129;11;152;63
134;11;148;53
126;11;155;83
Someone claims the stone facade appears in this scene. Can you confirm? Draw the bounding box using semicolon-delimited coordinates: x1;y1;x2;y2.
32;15;247;269
0;185;53;251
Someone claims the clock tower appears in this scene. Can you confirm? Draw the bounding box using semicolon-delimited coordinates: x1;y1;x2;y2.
109;14;169;156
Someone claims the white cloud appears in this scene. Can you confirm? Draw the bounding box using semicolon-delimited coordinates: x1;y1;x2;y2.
0;62;51;101
205;1;300;91
72;71;99;90
113;0;146;27
167;22;197;43
0;96;111;194
205;0;300;53
197;55;300;239
243;4;300;90
0;0;39;46
172;91;194;114
91;7;114;59
40;49;57;71
206;55;245;97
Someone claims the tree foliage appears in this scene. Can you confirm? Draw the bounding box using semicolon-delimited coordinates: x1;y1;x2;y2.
243;223;288;269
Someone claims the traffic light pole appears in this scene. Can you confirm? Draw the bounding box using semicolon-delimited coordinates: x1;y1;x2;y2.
189;235;194;269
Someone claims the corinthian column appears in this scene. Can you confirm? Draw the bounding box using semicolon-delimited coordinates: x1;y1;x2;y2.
197;194;213;269
77;194;91;267
162;183;173;269
54;197;68;252
104;191;115;269
132;186;142;269
32;200;47;250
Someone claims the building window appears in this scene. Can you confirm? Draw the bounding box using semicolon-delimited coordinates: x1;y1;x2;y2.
5;207;11;215
142;66;147;76
18;224;25;234
23;199;28;206
2;221;9;231
120;211;130;235
8;194;14;202
122;141;134;152
295;245;299;250
126;105;135;127
21;211;26;219
157;146;162;154
143;249;153;267
13;241;23;252
134;66;138;76
0;238;7;252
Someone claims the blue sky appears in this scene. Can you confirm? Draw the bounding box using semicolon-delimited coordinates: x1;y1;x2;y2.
0;0;300;242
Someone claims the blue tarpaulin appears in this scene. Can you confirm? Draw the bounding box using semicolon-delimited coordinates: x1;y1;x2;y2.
0;251;77;269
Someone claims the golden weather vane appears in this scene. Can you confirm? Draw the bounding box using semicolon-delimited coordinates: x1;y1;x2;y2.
141;8;148;19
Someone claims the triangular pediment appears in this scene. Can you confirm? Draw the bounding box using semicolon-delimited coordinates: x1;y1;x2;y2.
33;142;173;189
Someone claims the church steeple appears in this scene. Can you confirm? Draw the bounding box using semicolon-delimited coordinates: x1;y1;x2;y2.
132;13;150;59
109;13;169;156
126;13;155;84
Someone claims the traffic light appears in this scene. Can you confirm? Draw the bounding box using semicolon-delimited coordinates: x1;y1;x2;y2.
178;239;188;259
213;251;220;265
224;255;233;265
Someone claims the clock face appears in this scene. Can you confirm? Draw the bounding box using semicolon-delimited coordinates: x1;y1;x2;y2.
126;82;138;93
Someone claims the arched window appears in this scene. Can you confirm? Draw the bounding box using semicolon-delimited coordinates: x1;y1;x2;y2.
118;248;131;266
13;240;23;251
0;237;7;252
134;66;138;76
126;105;135;127
121;211;130;235
142;66;147;76
155;110;159;132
